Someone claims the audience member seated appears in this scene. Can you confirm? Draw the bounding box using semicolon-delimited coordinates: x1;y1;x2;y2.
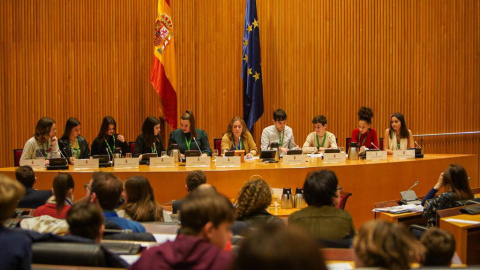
234;175;283;228
420;227;456;267
422;163;474;227
16;165;52;208
172;170;207;214
233;224;327;270
131;189;234;270
118;175;167;222
0;175;32;270
288;170;355;240
354;220;424;270
89;172;146;233
67;202;105;243
34;173;74;219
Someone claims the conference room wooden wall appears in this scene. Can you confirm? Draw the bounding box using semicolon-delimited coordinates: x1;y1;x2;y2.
1;0;479;171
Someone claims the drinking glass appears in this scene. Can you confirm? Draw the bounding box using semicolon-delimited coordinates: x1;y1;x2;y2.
212;149;218;161
161;151;167;157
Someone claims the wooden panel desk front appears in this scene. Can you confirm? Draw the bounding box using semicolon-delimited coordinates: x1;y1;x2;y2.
1;154;477;228
439;214;480;265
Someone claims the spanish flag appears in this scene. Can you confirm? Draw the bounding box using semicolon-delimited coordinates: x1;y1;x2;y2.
151;0;178;129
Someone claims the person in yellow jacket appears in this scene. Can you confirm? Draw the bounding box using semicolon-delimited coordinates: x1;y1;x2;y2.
221;117;258;158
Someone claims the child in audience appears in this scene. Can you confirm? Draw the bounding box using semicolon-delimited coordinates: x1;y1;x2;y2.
172;170;207;214
420;227;456;267
233;224;327;270
66;202;105;243
34;173;74;219
131;189;234;270
0;175;32;270
16;165;52;208
354;220;424;270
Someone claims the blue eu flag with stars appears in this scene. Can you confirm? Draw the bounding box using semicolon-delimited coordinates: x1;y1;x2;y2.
242;0;264;131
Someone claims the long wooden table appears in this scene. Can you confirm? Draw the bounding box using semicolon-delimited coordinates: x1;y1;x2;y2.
439;214;480;265
1;154;477;228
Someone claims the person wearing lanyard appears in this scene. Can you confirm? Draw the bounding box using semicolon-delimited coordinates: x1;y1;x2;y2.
383;112;414;155
91;116;129;157
260;109;298;154
20;117;61;164
351;106;379;153
169;110;212;159
59;118;91;164
302;115;338;153
133;116;166;159
221;116;258;158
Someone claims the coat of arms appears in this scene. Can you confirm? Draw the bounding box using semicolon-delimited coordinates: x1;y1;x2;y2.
154;13;174;54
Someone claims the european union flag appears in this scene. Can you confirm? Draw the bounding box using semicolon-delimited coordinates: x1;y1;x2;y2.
242;0;264;131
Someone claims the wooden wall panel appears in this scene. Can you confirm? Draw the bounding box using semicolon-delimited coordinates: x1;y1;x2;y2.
0;0;479;172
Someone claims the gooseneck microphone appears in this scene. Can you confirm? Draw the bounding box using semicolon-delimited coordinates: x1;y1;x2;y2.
370;142;380;150
193;137;203;155
400;180;419;204
415;141;422;148
106;147;112;161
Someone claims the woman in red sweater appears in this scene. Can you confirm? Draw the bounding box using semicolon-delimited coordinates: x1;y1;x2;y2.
351;107;379;153
34;173;74;219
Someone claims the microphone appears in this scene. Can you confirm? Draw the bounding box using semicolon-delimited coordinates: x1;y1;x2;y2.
59;147;69;160
415;141;422;148
193;137;203;155
370;142;380;150
400;181;419;204
106;147;112;161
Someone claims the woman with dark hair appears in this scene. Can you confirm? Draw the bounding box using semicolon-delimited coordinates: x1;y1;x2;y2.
91;116;129;157
350;106;379;152
118;176;166;222
384;112;414;154
133;116;166;158
221;116;257;158
288;170;355;240
422;164;474;227
58;118;91;164
234;175;282;228
20;117;61;160
34;173;75;219
168;110;212;158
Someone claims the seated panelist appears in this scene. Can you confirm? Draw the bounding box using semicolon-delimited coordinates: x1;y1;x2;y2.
169;110;212;158
91;116;129;157
133;116;166;159
351;106;379;153
302;115;338;154
20;117;61;162
221;116;257;158
260;109;298;154
383;112;414;155
58;117;91;164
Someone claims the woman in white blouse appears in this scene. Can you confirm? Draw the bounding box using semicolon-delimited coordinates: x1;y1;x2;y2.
383;113;414;154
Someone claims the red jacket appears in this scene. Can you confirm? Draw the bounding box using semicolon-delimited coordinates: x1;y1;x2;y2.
34;203;71;219
351;128;379;148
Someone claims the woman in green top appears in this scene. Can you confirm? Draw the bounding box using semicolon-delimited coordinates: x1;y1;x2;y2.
168;110;212;158
59;118;91;164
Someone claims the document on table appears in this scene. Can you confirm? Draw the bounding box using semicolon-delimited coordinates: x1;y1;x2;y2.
372;204;423;214
327;262;353;270
445;218;480;225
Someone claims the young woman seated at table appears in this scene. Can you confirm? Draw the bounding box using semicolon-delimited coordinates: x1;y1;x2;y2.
302;115;338;154
383;113;414;154
351;106;379;153
221;116;258;158
91;116;129;157
168;110;212;159
133;116;166;159
20;117;61;163
59;118;91;164
422;163;474;227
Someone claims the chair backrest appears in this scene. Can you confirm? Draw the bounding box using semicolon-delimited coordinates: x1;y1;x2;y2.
337;190;352;210
13;149;23;167
214;138;222;154
129;142;135;154
345;138;351;149
32;242;106;267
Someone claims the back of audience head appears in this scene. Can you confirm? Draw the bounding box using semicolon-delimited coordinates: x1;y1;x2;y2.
233;224;327;270
0;175;25;223
420;227;455;266
89;172;123;211
15;166;36;189
121;175;164;222
303;170;339;207
354;220;425;270
67;202;104;243
179;189;234;249
53;173;75;213
443;163;473;200
186;170;207;192
235;175;272;220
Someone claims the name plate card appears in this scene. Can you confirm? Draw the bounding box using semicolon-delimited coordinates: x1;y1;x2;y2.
216;156;241;167
366;151;388;161
114;158;139;169
282;154;306;165
74;159;99;170
323;153;347;164
393;150;416;159
20;159;45;169
149;156;175;167
186;156;211;167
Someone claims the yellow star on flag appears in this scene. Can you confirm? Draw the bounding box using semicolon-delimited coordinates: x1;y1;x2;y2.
243;54;248;62
247;25;253;32
252;19;259;28
253;71;260;81
247;68;252;75
243;39;248;46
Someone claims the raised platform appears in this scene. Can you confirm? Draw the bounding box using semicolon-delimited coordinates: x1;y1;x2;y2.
1;154;477;228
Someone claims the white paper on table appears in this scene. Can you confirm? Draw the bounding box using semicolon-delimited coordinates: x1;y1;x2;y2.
327;262;353;270
120;255;141;265
445;218;480;225
307;153;323;158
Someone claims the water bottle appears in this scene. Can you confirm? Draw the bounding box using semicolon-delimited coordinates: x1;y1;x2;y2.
294;188;306;209
281;187;293;209
348;142;359;160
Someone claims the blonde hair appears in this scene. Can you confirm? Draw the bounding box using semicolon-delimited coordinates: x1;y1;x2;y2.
234;175;272;220
0;175;25;222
